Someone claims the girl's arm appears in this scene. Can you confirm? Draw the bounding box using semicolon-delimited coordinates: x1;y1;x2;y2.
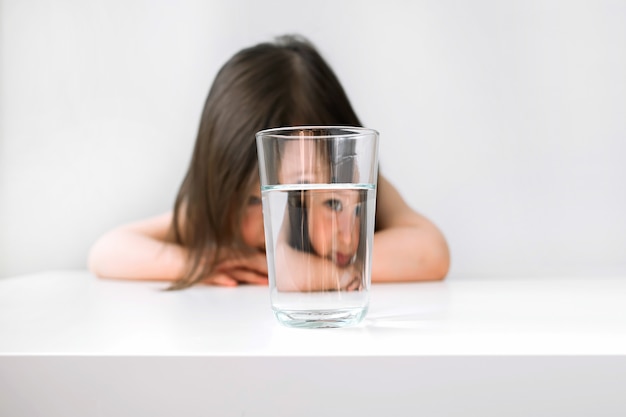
87;212;187;281
88;212;268;286
371;175;450;282
274;239;360;292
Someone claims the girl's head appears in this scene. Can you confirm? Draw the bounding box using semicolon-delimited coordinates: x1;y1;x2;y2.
279;134;365;269
288;186;364;268
170;35;361;289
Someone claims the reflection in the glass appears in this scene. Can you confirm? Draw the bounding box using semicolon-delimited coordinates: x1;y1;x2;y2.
275;188;369;292
257;126;378;328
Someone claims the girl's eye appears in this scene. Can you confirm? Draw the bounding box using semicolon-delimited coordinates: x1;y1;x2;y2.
354;204;361;216
324;199;343;211
248;196;262;206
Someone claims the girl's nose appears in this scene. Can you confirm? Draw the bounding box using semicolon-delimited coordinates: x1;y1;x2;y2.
336;211;356;244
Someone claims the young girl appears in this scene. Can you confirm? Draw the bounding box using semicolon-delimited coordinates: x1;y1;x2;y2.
88;35;450;290
271;131;371;292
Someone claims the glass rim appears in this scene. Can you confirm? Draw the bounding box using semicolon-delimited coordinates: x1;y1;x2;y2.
255;125;379;139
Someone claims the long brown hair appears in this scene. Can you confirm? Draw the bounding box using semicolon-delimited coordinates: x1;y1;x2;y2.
169;35;362;290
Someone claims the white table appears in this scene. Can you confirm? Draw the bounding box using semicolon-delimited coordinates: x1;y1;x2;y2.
1;271;626;416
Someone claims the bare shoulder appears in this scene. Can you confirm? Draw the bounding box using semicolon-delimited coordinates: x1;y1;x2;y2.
122;211;175;241
375;174;429;230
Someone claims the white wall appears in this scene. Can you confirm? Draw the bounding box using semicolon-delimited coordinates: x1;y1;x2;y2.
1;0;625;278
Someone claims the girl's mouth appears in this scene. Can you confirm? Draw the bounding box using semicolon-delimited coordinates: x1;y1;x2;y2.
334;252;353;267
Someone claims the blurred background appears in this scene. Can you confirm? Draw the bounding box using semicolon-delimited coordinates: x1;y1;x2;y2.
1;0;624;279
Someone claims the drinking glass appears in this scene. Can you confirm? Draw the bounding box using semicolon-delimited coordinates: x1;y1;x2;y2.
256;126;379;328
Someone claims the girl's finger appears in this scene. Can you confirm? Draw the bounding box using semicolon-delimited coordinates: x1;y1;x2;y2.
347;277;362;291
250;253;269;274
204;273;238;287
227;268;269;285
225;262;266;277
219;255;268;277
239;253;268;275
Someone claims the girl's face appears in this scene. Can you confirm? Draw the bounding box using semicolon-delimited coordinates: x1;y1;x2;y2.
241;183;265;251
306;190;361;267
279;139;361;266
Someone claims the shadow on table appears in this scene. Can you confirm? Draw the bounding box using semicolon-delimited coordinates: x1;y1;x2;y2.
356;281;451;332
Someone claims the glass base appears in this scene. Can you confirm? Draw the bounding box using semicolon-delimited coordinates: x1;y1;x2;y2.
273;306;368;329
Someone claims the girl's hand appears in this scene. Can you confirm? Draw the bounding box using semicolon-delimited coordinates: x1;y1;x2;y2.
340;266;363;291
275;244;363;292
202;250;269;287
334;262;362;291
